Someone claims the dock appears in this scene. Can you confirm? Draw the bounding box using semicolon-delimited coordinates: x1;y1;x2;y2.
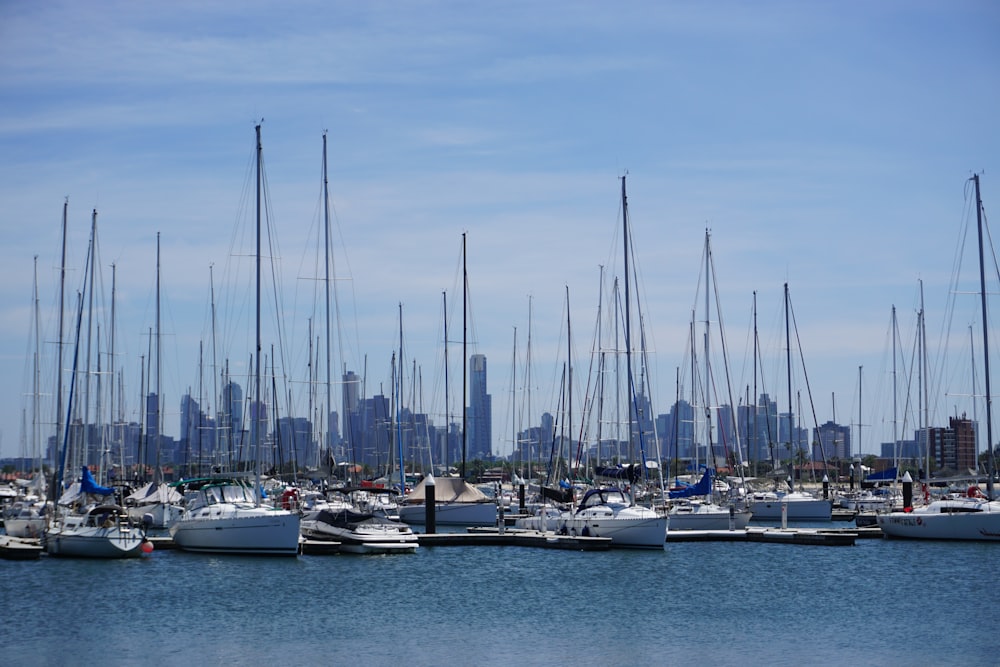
0;535;44;560
667;526;862;546
425;528;613;550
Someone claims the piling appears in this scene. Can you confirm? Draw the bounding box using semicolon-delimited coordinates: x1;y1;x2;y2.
425;473;436;534
902;471;913;510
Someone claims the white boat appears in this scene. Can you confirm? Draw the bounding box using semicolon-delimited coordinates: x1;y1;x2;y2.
837;489;896;513
879;175;1000;540
749;490;833;521
668;499;752;531
560;488;667;549
45;504;148;558
125;480;184;529
301;507;418;554
169;476;301;556
398;475;498;527
3;499;49;538
877;489;1000;541
666;469;752;530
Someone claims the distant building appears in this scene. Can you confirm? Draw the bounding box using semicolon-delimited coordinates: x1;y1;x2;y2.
468;354;492;459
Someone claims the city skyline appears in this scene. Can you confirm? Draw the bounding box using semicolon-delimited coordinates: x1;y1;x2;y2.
1;2;998;462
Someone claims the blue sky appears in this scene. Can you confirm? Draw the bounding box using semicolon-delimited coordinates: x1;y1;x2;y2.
1;1;997;462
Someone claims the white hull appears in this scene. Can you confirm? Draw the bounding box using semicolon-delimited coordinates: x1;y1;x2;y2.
877;497;1000;541
46;526;145;558
750;493;832;520
170;506;301;555
668;503;752;531
398;501;497;526
4;517;46;539
560;507;667;548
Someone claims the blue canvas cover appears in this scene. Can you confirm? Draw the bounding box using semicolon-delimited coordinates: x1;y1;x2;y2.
864;467;897;482
79;466;113;496
669;468;713;499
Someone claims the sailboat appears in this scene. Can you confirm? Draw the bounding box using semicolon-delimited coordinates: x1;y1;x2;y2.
399;234;498;527
877;174;1000;541
5;258;51;538
169;124;300;555
559;176;667;548
125;233;184;529
667;231;752;530
45;209;150;558
748;283;832;521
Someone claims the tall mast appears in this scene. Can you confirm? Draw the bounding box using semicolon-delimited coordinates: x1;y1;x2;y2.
209;264;219;470
322;132;334;468
443;290;449;472
461;233;467;479
784;282;792;489
155;232;162;475
52;200;68;497
622;176;636;473
254;123;262;502
398;303;406;494
972;173;994;499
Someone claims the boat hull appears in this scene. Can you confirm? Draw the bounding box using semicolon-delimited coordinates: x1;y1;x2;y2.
398;501;498;527
877;501;1000;541
561;507;667;549
750;496;832;521
668;505;752;531
170;507;301;555
45;526;145;558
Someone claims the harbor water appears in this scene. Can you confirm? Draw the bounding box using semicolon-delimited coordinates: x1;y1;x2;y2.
3;534;998;666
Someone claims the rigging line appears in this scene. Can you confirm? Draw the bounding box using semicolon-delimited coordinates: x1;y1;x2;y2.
786;286;829;468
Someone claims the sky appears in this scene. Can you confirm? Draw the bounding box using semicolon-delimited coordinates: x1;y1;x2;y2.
0;1;998;462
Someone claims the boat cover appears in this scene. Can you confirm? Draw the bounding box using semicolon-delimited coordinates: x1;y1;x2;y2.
668;469;713;499
79;467;113;496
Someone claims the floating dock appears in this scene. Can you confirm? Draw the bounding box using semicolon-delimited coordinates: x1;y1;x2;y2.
667;526;860;546
425;529;613;550
0;535;44;560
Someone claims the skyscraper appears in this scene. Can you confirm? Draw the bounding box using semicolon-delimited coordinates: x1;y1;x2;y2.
468;354;492;459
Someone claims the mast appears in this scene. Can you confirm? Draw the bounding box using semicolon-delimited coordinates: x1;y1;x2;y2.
443;290;449;472
461;233;467;479
622;175;636;482
155;232;162;476
565;285;572;476
972;173;994;499
52;200;68;499
254;123;262;503
703;230;712;470
209;264;220;470
322;132;334;470
784;282;792;490
398;303;406;495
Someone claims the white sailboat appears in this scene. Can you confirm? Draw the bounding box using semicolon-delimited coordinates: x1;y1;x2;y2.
169;124;300;555
878;174;1000;541
749;284;832;521
558;176;667;549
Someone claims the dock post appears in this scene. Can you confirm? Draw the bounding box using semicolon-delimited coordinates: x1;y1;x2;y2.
518;483;526;513
425;473;436;534
902;471;912;511
822;474;829;500
728;504;735;531
497;482;505;535
781;500;788;529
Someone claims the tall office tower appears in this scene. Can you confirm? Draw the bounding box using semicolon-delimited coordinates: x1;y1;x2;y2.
468;354;492;459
